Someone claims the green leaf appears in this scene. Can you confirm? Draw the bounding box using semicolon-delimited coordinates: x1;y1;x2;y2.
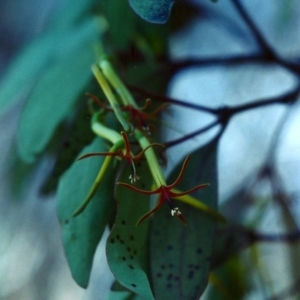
128;0;174;24
210;224;255;269
0;18;100;114
150;136;219;299
106;161;155;300
17;19;100;163
41;102;95;194
49;0;95;32
109;290;142;300
104;0;137;50
206;256;250;300
57;137;115;288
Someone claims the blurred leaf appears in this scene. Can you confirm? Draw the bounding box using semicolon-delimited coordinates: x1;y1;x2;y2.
104;0;137;50
49;0;95;32
206;256;250;300
109;290;142;300
150;136;219;299
0;34;56;113
0;14;100;114
57;137;115;288
129;0;175;24
210;224;255;269
106;161;155;300
17;19;100;163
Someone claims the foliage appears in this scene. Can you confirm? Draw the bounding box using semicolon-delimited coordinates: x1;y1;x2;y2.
1;0;300;299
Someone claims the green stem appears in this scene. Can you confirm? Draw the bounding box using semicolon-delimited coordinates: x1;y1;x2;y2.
73;138;124;217
134;130;166;187
99;59;137;107
91;113;122;144
91;65;132;132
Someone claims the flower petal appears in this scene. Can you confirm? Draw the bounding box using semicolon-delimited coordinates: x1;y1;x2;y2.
117;182;161;195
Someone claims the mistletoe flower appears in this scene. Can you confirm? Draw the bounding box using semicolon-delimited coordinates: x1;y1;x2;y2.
122;99;168;135
117;155;209;225
79;131;163;184
86;93;167;135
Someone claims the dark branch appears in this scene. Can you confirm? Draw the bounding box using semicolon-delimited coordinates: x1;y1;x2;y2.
164;120;220;148
128;85;217;115
168;53;267;74
231;0;276;58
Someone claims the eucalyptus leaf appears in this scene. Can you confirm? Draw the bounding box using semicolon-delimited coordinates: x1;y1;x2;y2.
129;0;175;24
57;137;115;288
41;102;94;194
106;161;155;300
17;19;100;163
150;136;219;299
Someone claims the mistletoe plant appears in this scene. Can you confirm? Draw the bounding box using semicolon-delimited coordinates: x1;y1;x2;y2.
0;0;226;299
57;56;222;299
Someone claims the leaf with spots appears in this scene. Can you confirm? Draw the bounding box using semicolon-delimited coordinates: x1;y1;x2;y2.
57;137;115;288
106;161;155;300
41;102;95;194
150;136;219;300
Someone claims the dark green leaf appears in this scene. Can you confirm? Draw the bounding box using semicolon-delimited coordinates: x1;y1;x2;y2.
57;137;115;288
109;290;142;300
106;161;155;300
150;136;219;299
104;0;137;50
210;224;255;269
17;19;100;163
128;0;174;24
41;102;94;194
207;256;250;300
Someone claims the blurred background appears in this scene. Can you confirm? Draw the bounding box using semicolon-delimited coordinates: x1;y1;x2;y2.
0;0;300;299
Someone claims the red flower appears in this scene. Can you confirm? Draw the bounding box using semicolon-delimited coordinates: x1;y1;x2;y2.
117;155;209;225
87;93;167;134
79;131;163;184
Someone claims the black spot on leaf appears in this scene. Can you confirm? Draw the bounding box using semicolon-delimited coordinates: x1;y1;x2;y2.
129;265;134;270
188;271;194;279
121;220;126;225
122;256;126;261
196;248;203;254
131;283;137;287
156;273;162;278
110;238;115;244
